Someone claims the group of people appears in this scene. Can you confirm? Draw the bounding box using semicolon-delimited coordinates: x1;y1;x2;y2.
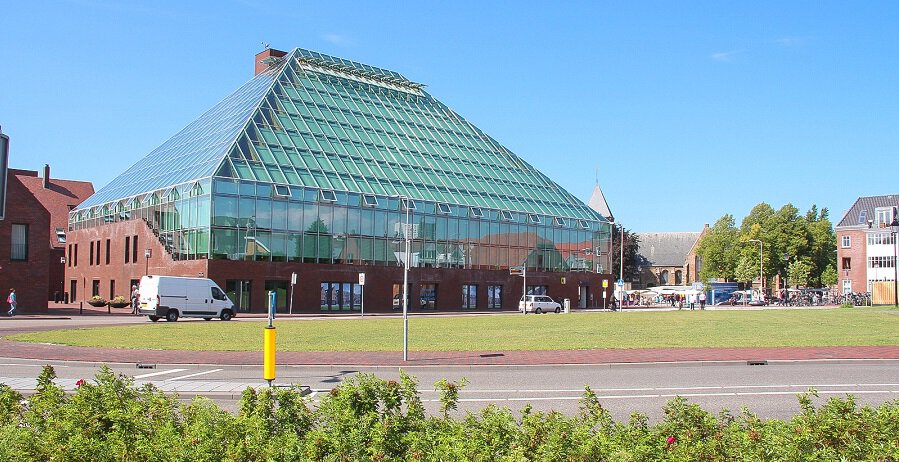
5;286;139;317
665;292;706;310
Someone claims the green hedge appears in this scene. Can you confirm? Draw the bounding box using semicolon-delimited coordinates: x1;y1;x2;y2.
1;366;897;461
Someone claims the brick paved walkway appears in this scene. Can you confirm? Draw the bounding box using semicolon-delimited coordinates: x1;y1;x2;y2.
1;338;896;366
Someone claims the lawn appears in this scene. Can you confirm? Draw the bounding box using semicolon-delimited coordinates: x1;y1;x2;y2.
7;307;899;352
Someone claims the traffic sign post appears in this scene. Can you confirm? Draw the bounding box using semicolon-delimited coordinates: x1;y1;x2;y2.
289;272;297;315
602;279;609;310
359;272;366;317
511;265;526;313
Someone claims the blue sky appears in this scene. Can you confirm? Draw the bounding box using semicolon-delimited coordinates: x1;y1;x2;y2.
2;1;897;231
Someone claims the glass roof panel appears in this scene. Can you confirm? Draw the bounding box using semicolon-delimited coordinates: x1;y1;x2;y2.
76;47;606;224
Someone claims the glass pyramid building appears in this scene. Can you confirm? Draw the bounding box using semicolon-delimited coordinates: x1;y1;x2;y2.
71;47;610;279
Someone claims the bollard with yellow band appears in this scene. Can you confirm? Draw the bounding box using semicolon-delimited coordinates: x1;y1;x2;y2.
263;290;277;386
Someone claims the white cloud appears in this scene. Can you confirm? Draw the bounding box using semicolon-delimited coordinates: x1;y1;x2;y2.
710;50;742;62
322;33;353;46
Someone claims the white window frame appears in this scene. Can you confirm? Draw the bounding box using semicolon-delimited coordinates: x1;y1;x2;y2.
875;207;893;227
841;235;850;248
273;184;291;198
320;190;337;202
362;194;379;207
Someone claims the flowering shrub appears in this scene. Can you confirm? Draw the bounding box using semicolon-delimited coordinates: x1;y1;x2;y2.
0;366;897;461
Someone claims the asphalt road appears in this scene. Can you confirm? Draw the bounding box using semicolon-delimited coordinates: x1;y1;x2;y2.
2;358;897;421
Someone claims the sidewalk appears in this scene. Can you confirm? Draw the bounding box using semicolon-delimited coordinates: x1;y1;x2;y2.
0;376;267;398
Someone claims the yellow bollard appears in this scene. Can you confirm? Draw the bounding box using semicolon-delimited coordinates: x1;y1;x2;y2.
263;326;276;384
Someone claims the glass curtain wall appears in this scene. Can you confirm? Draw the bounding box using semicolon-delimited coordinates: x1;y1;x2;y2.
69;176;612;271
204;178;609;270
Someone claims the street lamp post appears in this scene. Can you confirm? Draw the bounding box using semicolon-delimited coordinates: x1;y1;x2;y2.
618;224;624;311
400;197;411;361
782;253;791;305
748;239;763;299
889;208;899;307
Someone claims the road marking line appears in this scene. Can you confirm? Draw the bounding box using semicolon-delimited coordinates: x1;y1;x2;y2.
453;383;899;394
133;369;187;379
0;363;68;367
448;389;899;403
165;369;223;381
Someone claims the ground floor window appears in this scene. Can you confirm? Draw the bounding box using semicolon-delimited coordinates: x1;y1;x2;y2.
462;284;477;309
526;285;548;296
265;280;289;313
109;280;116;299
226;280;252;312
92;280;100;297
419;283;437;310
487;285;502;309
70;280;77;302
320;282;362;311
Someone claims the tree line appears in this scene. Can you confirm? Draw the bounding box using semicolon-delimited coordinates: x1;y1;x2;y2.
695;203;838;289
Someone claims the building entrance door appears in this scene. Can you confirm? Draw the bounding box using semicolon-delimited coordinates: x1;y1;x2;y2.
578;286;588;308
226;280;252;312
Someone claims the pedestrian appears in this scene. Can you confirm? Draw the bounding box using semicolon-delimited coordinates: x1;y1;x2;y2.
130;285;139;315
699;291;706;310
689;293;696;310
7;288;17;316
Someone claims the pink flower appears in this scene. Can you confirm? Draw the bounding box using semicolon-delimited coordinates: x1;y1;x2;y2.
75;379;85;387
666;436;676;448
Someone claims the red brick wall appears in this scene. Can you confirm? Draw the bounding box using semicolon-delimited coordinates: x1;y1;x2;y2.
255;48;287;75
65;220;207;303
209;259;611;313
836;228;867;293
0;175;51;313
67;219;614;313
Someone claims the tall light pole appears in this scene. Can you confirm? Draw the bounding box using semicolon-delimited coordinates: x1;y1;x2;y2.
748;239;763;297
400;196;411;361
889;207;899;307
618;223;624;311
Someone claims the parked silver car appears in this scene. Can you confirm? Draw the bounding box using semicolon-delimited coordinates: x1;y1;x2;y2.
519;295;562;314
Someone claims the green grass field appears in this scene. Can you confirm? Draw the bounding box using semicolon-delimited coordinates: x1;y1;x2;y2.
7;307;898;352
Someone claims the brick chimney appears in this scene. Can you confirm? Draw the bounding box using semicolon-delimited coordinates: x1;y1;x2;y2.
255;48;287;76
43;164;50;189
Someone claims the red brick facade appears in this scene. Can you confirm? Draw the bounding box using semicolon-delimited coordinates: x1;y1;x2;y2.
65;220;205;303
0;171;52;313
0;167;94;312
837;229;873;294
68;219;613;313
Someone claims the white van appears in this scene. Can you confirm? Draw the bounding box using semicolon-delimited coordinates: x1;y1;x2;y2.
138;275;235;322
